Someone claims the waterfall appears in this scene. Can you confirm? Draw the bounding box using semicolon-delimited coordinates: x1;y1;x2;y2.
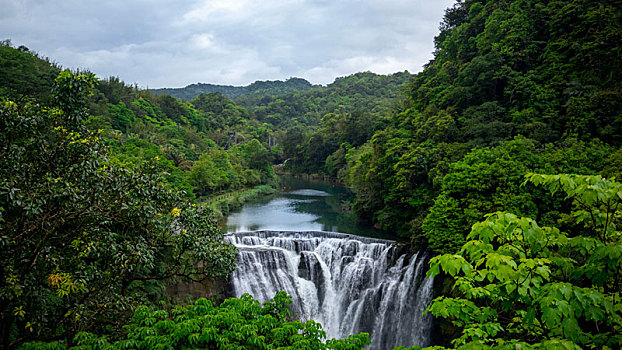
226;230;434;350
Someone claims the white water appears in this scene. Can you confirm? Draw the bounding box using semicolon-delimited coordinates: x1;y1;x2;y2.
226;230;434;350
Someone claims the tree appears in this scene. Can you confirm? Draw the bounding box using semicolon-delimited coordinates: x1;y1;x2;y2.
107;101;135;132
422;137;615;254
51;70;98;129
0;71;237;348
425;174;622;349
187;150;242;195
422;137;542;253
234;139;271;171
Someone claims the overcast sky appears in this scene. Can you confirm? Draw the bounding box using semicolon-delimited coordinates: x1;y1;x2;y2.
1;0;455;88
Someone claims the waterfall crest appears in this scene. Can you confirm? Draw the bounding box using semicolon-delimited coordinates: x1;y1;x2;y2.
226;230;434;349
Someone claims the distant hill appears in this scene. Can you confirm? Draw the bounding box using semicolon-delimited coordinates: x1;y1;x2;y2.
233;71;413;128
150;77;320;100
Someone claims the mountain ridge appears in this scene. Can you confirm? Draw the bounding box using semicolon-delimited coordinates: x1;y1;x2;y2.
150;77;320;100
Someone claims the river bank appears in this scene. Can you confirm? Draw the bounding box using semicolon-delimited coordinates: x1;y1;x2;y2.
202;185;277;224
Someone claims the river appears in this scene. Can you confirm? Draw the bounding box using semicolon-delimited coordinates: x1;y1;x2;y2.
225;176;390;239
223;176;434;350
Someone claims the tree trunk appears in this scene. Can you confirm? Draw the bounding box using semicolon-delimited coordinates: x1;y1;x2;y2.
1;315;13;350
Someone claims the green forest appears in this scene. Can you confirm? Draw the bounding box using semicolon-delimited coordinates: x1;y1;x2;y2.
1;0;622;348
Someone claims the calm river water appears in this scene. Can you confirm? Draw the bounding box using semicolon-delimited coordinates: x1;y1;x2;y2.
225;176;391;239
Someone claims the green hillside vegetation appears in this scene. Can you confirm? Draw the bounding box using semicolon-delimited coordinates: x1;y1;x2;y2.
239;71;414;174
86;77;280;201
235;71;412;127
335;0;622;253
342;1;622;346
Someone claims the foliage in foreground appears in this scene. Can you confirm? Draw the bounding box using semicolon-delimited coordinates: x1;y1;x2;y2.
21;292;370;350
426;174;622;349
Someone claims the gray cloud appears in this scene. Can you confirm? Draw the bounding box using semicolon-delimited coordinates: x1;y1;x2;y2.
1;0;455;87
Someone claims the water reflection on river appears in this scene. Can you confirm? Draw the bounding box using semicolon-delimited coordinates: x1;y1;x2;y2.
225;176;390;239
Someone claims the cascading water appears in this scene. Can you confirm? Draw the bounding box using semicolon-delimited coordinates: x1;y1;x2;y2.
226;230;434;350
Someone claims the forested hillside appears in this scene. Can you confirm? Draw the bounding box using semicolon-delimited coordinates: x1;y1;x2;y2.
0;41;413;204
333;0;622;253
340;1;622;347
0;42;282;203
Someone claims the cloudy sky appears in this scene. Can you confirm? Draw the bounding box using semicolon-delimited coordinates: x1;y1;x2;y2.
2;0;455;88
